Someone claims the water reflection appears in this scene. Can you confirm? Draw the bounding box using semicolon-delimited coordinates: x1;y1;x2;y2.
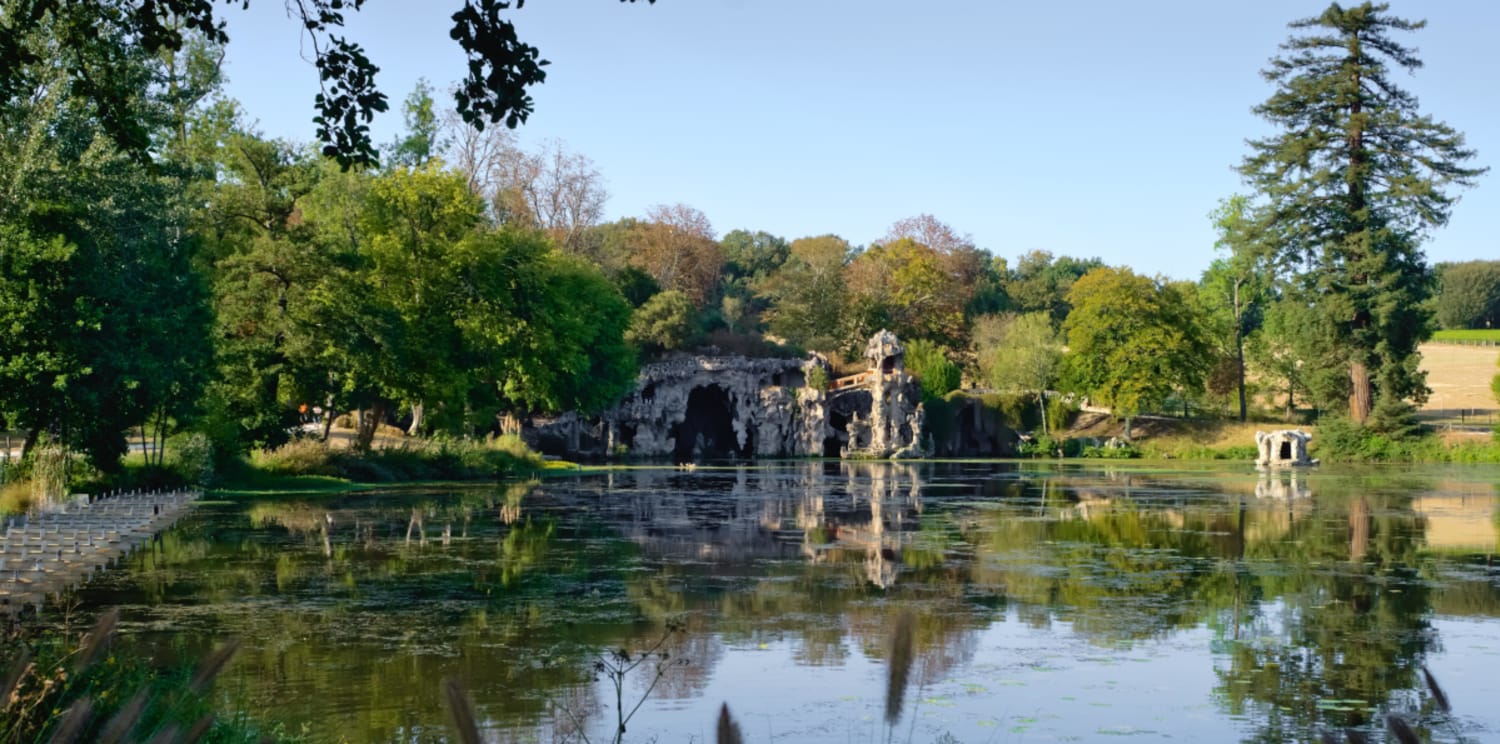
48;462;1500;742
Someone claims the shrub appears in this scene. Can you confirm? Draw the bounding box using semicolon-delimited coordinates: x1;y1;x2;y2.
805;365;830;391
1020;434;1058;458
168;431;216;486
253;438;339;476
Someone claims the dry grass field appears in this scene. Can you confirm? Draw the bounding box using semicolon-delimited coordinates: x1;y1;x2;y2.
1418;342;1499;427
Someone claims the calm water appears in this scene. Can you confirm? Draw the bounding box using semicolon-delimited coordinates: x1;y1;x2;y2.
52;462;1500;742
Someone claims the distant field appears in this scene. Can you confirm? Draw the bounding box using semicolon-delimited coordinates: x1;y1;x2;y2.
1431;329;1500;344
1418;342;1499;426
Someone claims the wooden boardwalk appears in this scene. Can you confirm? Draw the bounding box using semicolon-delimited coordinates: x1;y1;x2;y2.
0;489;198;614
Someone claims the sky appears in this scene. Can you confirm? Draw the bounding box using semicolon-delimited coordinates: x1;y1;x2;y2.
217;1;1499;280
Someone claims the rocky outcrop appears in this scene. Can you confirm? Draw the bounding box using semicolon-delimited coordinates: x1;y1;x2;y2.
523;331;927;461
927;393;1022;457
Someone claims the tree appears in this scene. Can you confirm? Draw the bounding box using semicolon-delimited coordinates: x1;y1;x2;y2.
626;290;700;355
1239;2;1485;424
904;340;960;406
978;313;1062;434
845;238;968;350
760;235;851;352
489;138;609;251
0;0;656;167
1201;195;1271;422
1004;250;1105;325
1062;267;1211;436
385;79;444;168
628;204;724;307
0;34;213;467
719;229;790;334
1434;261;1500;330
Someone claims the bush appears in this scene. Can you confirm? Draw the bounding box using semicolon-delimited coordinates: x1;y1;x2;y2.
1020;434;1058;458
253;437;339;476
168;431;216;486
806;365;829;391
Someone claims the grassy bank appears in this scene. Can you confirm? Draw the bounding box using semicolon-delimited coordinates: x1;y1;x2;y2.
0;434;578;512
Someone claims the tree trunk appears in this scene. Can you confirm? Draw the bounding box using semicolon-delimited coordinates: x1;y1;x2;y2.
1285;378;1296;422
21;428;40;459
356;401;387;451
321;407;336;442
1349;361;1373;424
1037;391;1048;436
407;402;425;437
1122;416;1133;441
1232;279;1247;422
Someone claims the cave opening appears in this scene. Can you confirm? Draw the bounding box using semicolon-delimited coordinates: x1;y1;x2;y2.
1278;440;1292;461
673;385;741;461
825;410;849;457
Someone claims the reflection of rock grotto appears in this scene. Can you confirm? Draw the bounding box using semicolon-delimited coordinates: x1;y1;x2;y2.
523;330;927;460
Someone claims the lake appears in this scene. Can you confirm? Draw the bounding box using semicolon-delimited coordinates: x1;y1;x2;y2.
52;461;1500;742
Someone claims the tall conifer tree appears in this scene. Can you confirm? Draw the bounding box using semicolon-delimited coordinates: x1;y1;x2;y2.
1239;2;1484;424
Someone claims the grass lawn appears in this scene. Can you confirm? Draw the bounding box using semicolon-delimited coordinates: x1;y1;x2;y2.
1431;329;1500;344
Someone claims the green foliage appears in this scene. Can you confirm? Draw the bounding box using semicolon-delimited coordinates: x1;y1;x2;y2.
1240;2;1484;420
1435;261;1500;330
904;340;961;404
1432;329;1500;343
805;365;830;391
1046;396;1077;433
846;238;968;349
613;265;662;308
385;78;443;167
1;619;275;743
1080;442;1140;459
1063;267;1212;421
1003;250;1105;325
0;51;213;468
626;290;701;355
168;431;216;486
245;434;546;484
761;235;851;352
976;312;1063;431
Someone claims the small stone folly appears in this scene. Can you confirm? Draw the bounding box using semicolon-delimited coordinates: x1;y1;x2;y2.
1254;429;1318;468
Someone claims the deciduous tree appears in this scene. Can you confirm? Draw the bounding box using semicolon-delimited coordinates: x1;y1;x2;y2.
628;204;724;307
0;0;656;167
978;313;1062;433
761;235;851;352
1062;268;1211;436
1434;261;1500;330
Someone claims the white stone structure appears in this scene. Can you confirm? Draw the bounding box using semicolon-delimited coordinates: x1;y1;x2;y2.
1254;429;1318;468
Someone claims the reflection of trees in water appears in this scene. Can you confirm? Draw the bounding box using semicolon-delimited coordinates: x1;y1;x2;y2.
69;465;1498;742
961;468;1453;741
1214;482;1437;742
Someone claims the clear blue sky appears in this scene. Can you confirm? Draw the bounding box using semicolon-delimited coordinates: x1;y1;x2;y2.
218;1;1498;280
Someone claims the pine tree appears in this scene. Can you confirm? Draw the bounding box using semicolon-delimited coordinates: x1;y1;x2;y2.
1239;2;1485;425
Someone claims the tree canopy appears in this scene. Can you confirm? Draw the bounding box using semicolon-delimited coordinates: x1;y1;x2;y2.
0;0;655;168
1062;268;1211;432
